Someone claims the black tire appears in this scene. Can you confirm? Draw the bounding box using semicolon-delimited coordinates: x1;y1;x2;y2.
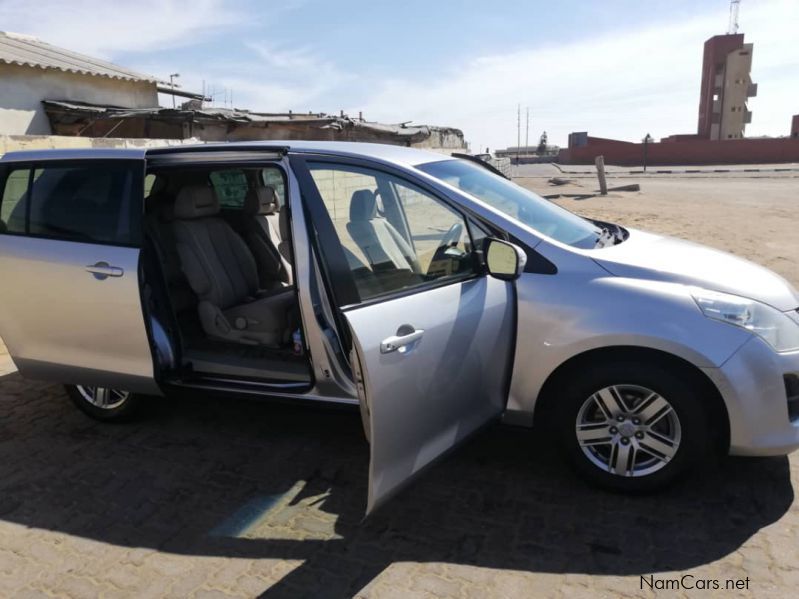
553;360;711;492
65;384;150;422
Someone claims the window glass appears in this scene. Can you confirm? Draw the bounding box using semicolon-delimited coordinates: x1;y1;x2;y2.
261;167;286;207
209;169;248;208
25;164;137;245
0;168;31;233
418;159;604;249
309;163;475;301
144;173;156;197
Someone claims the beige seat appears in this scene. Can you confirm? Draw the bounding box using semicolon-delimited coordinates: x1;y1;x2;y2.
242;186;293;285
172;184;294;346
346;189;420;272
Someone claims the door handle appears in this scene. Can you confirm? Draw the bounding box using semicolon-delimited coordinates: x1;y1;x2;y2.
380;326;424;354
85;261;124;280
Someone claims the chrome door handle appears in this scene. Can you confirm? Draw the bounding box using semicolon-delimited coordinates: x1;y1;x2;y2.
380;327;424;354
85;261;124;280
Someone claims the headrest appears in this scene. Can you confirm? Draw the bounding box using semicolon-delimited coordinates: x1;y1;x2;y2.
244;186;279;216
174;185;219;220
349;189;377;222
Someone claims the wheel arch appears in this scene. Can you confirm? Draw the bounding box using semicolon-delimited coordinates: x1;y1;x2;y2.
533;345;730;454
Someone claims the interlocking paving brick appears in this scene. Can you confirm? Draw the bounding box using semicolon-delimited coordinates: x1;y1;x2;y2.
0;370;797;598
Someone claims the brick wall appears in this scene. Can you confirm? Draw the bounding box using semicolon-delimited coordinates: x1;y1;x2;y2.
558;135;799;166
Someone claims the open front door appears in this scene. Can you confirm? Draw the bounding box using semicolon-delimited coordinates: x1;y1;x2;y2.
347;278;514;513
292;156;515;514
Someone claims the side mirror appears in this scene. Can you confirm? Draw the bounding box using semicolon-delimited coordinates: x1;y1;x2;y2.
484;238;527;281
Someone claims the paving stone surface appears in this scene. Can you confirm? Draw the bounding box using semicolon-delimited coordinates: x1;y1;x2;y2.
0;369;797;598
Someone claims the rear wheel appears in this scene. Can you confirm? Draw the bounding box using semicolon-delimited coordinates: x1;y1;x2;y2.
554;361;710;492
65;384;149;422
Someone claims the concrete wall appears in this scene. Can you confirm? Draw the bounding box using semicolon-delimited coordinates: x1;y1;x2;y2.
0;64;158;135
559;135;799;166
0;134;193;158
717;43;754;140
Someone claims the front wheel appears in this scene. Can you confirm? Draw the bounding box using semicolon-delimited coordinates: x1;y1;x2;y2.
554;361;710;492
65;384;149;422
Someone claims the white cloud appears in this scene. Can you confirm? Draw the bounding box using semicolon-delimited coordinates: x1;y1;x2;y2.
0;0;242;59
354;0;799;150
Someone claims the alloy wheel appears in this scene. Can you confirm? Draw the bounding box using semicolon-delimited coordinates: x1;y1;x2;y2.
575;384;682;477
75;385;130;410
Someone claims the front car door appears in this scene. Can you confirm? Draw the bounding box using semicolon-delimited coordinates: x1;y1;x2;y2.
0;153;158;394
292;155;515;513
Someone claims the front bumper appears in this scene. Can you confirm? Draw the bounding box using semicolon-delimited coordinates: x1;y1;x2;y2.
703;336;799;456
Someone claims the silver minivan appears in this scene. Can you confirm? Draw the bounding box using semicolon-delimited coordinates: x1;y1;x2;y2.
1;142;798;512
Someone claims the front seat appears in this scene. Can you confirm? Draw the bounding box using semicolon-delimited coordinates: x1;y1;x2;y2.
346;189;420;272
172;184;294;346
242;186;292;286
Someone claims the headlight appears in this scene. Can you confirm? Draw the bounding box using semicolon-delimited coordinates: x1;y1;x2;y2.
690;287;799;352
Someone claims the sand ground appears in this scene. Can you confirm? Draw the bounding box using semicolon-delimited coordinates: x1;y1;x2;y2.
516;171;799;287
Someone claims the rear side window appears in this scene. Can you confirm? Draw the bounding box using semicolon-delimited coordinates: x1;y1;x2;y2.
210;169;248;209
262;167;286;207
0;161;141;246
0;168;30;233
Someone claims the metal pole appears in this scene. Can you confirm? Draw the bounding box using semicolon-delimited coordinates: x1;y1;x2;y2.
516;104;522;166
525;107;529;155
595;155;608;195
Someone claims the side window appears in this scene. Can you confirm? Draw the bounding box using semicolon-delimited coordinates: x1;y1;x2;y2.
390;180;471;277
209;169;248;209
308;162;475;302
0;168;31;233
3;163;140;245
262;167;286;207
144;173;157;197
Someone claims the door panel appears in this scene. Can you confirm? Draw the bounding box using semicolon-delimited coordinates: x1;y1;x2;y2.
0;235;158;393
294;156;517;514
0;159;157;393
347;270;514;514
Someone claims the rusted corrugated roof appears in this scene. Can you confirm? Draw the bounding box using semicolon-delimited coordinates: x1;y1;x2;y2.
42;100;464;145
0;31;160;83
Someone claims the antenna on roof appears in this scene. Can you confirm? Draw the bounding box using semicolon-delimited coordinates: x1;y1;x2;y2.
728;0;741;34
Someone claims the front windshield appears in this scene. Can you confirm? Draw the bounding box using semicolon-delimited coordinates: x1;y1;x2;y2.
417;159;604;249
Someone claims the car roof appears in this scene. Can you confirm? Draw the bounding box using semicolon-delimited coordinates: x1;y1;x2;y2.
0;141;454;168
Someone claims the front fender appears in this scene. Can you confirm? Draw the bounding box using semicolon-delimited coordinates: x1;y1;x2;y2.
506;272;752;422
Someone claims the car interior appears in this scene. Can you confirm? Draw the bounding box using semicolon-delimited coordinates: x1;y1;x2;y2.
141;164;311;386
140;160;483;390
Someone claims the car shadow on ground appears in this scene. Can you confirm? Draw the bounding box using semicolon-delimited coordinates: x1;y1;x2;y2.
0;372;793;597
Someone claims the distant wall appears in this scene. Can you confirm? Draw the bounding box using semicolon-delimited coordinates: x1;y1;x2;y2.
0;134;462;159
0;134;193;157
0;64;158;135
559;135;799;166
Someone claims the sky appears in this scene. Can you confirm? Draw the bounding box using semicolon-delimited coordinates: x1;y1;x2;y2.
1;0;796;150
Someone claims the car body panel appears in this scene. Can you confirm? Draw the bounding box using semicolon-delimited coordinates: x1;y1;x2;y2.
703;336;799;455
344;275;514;514
590;228;799;311
0;235;158;393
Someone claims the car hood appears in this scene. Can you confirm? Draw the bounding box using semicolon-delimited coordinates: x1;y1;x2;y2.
591;228;799;311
